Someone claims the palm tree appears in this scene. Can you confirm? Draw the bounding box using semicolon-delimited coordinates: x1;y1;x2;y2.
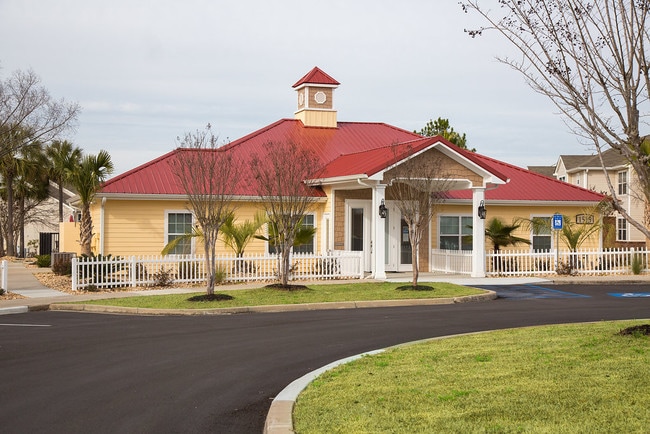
220;212;266;257
13;148;50;257
0;128;44;256
46;140;82;222
67;150;114;256
485;217;531;252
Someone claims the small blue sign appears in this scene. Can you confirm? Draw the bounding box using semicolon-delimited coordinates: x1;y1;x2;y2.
552;214;563;230
609;293;650;298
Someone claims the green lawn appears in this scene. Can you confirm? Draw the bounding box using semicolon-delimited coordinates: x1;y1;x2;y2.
293;320;650;434
77;282;484;309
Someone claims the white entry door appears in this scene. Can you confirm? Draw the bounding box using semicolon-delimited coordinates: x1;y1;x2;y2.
383;202;413;272
346;200;372;272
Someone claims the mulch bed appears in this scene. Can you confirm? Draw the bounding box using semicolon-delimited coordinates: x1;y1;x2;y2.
617;324;650;336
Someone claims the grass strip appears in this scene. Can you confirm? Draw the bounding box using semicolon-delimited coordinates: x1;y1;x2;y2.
73;282;484;309
294;320;650;434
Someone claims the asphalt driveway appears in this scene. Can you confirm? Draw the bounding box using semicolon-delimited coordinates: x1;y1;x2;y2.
0;283;648;433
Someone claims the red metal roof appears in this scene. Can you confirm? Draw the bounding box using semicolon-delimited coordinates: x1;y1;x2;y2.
445;153;606;203
100;118;605;204
292;66;340;88
101;119;423;196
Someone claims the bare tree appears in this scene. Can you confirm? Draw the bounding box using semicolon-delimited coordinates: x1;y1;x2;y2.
250;141;321;287
1;69;80;159
461;0;650;239
171;124;240;296
386;144;452;288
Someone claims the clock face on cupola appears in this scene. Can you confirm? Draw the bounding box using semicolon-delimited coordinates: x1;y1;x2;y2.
292;66;340;128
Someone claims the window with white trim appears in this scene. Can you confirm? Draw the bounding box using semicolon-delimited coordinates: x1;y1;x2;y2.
618;170;628;195
268;214;315;254
617;217;628;241
166;212;193;255
439;216;472;250
532;216;552;251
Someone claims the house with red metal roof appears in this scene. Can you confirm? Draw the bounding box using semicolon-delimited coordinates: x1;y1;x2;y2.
60;67;606;278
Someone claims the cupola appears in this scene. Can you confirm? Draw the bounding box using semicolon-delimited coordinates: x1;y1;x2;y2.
292;67;339;128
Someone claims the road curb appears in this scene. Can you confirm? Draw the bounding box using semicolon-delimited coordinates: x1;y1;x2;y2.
47;291;496;316
0;306;28;315
263;331;491;434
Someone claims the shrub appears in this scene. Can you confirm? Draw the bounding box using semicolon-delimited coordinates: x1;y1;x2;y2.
151;267;175;287
631;254;644;275
35;254;51;268
214;265;227;284
52;258;72;276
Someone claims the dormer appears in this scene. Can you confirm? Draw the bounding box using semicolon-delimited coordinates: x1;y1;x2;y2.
293;67;340;128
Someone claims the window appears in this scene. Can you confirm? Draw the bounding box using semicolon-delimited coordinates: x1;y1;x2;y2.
618;170;628;195
268;214;315;254
532;217;552;251
558;176;566;182
294;214;315;254
617;217;628;241
166;212;193;255
439;216;472;250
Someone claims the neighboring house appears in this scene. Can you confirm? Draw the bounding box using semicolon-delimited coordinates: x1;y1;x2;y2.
60;67;606;277
6;181;76;257
538;149;645;247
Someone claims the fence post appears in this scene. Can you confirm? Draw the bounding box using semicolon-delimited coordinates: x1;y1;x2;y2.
359;251;364;279
1;260;7;291
130;256;137;287
71;257;78;291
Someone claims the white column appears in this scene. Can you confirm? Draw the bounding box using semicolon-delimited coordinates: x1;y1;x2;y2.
471;188;486;278
373;184;387;279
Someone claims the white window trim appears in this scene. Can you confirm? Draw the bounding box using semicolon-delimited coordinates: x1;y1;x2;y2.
265;213;317;254
437;214;473;251
530;215;553;251
164;210;195;256
618;170;628;196
616;216;628;242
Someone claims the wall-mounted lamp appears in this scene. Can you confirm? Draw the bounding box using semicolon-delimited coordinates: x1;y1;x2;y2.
477;200;487;220
379;199;388;218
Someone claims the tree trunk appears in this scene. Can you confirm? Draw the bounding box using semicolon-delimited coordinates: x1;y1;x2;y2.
410;225;419;288
280;247;291;287
203;228;216;296
19;195;25;258
6;172;15;256
79;204;93;256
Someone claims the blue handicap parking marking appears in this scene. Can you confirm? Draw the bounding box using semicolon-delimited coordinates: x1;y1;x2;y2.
476;284;590;299
608;292;650;298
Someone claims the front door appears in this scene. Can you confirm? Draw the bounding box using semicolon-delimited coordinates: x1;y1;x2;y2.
347;200;372;272
383;202;413;272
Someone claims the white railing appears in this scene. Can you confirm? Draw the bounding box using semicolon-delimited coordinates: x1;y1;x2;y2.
71;251;364;291
1;260;7;292
430;249;473;275
431;247;650;277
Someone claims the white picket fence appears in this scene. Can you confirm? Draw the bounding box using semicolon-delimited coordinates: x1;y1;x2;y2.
432;247;649;277
0;260;7;292
430;249;473;275
71;251;364;291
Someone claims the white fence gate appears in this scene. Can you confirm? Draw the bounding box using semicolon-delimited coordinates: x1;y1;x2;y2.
71;251;364;291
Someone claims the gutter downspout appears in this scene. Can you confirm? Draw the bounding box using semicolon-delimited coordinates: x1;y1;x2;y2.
99;197;106;255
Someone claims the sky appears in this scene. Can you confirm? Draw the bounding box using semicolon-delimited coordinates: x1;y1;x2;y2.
0;0;590;176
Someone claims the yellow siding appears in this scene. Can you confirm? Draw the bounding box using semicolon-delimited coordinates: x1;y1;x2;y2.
87;199;327;257
432;203;602;251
